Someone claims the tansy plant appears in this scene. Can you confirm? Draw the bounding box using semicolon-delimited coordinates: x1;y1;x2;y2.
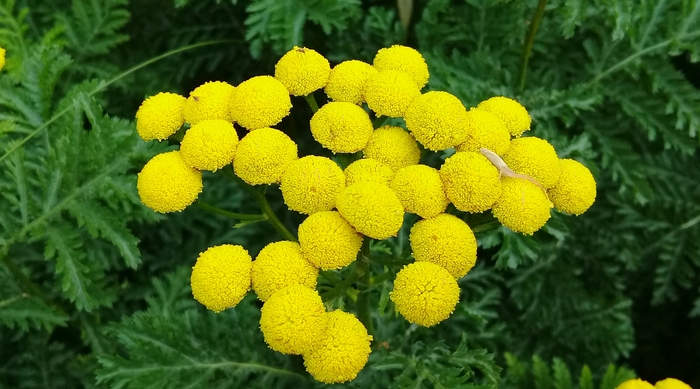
134;45;597;384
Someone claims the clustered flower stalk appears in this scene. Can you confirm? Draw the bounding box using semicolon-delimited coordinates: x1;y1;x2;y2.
132;44;598;383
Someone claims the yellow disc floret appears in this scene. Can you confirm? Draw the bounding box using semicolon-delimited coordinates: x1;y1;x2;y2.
230;76;292;130
180;119;238;171
251;241;318;301
336;182;404;240
655;378;693;389
280;156;346;214
345;159;394;186
440;152;501;213
477;96;531;137
409;214;477;278
390;165;448;219
0;47;5;71
456;108;511;156
492;177;552;235
303;311;372;384
373;45;429;89
309;102;374;153
405;91;469;151
183;81;236;124
259;284;328;355
190;244;252;312
275;46;331;96
324;60;378;104
502;137;561;189
548;159;596;215
135;92;186;141
616;379;656;389
298;211;363;270
137;151;203;213
233;127;298;185
390;262;460;327
363;70;420;118
363;126;421;171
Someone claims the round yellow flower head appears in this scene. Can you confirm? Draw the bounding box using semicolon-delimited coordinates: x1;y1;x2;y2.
259;284;328;355
190;244;252;312
363;70;421;118
363;126;421;171
492;177;552;235
405;91;469;151
336;182;404;240
616;379;655;389
137;151;203;213
373;45;429;89
0;47;5;71
324;60;378;104
251;241;318;301
275;46;331;96
280;156;345;214
409;214;477;278
548;159;596;215
345;159;394;186
477;96;531;137
183;81;236;124
135;92;186;141
390;262;460;327
230;75;292;130
390;165;448;219
456;108;511;156
503;137;561;189
233;127;298;185
655;378;693;389
180;119;238;171
303;311;373;384
310;102;374;153
298;211;363;270
440;151;501;213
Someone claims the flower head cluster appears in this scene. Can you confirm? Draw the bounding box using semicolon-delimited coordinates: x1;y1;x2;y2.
135;45;598;384
615;377;693;389
0;46;5;71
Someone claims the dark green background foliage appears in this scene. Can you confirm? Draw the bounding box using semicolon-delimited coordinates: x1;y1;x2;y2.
1;0;699;387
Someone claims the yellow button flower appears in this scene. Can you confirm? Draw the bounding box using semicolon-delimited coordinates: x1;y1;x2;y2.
363;125;421;171
616;379;655;389
275;46;331;96
456;108;511;156
180;119;238;171
390;165;448;219
405;91;469;151
409;214;477;278
251;241;318;301
230;76;292;130
373;45;429;89
477;96;531;137
298;211;363;270
303;311;372;384
233;127;298;185
324;60;378;104
190;244;252;312
440;151;501;213
183;81;236;124
0;47;5;71
135;92;186;141
548;159;596;215
259;284;328;355
390;262;460;327
655;378;693;389
503;136;561;189
344;159;394;186
137;151;203;213
336;182;404;240
280;156;346;214
363;70;420;118
492;177;552;235
310;102;374;153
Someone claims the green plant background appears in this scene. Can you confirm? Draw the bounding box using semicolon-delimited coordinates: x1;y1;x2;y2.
1;0;699;388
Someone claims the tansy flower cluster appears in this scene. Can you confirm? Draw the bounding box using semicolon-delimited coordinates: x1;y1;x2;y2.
132;44;598;383
615;377;693;389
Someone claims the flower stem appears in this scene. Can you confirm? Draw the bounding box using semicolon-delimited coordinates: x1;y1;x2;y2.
195;201;266;221
517;0;548;93
356;239;375;338
472;220;501;233
304;93;319;113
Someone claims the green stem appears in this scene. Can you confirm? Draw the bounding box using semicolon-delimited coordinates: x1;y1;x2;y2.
517;0;548;93
356;239;375;338
472;220;501;233
195;201;266;222
372;115;389;129
304;94;319;113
